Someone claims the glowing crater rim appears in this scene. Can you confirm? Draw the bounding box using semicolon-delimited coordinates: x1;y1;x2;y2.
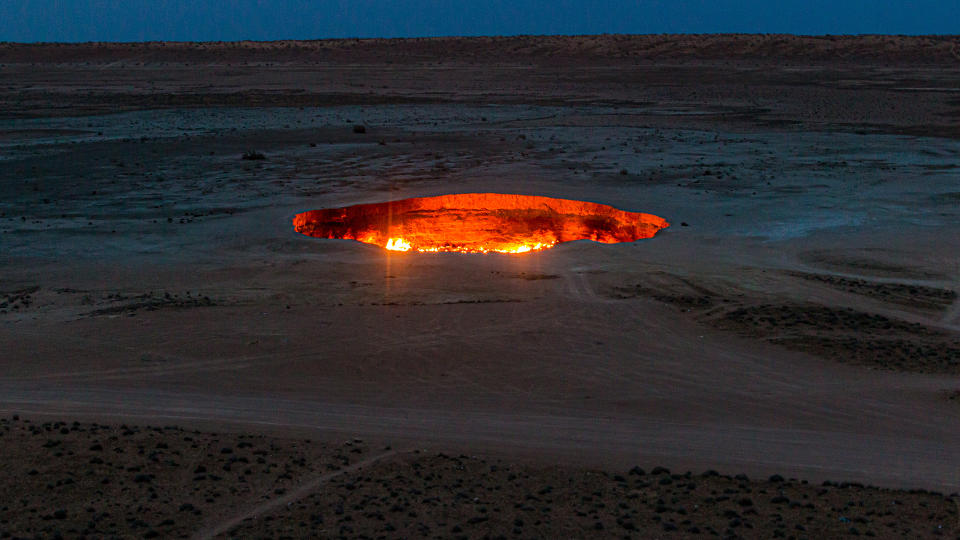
293;193;669;253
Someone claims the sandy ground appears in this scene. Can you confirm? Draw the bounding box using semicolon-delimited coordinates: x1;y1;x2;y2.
1;35;959;536
1;417;957;539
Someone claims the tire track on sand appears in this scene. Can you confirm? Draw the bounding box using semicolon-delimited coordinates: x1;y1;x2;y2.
195;448;402;539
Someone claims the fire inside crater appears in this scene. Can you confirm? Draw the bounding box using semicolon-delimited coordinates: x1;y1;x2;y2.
293;193;669;253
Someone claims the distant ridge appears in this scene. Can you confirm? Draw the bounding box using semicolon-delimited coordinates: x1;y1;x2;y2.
2;34;959;63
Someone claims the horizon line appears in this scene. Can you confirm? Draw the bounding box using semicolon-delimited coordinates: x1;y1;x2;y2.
3;32;960;46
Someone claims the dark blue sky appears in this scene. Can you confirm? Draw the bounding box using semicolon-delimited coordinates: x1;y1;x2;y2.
1;0;957;42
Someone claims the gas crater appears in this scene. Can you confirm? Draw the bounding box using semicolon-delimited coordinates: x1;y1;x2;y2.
293;193;670;253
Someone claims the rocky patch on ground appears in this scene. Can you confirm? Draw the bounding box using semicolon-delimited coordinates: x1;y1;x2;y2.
713;304;960;374
85;291;216;317
0;417;373;539
225;453;958;539
0;286;39;314
0;417;956;539
787;271;957;311
609;278;960;374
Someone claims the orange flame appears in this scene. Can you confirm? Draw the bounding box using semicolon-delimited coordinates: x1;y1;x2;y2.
293;193;668;253
385;238;412;251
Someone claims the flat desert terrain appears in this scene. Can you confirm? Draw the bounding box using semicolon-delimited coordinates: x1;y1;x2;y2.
1;35;959;537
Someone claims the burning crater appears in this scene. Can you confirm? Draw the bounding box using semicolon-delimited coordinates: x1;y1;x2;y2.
293;193;669;253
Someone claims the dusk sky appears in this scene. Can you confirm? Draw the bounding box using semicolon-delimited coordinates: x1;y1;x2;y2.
1;0;958;43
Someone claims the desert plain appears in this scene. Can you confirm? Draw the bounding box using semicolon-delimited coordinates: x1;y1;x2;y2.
0;35;959;538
